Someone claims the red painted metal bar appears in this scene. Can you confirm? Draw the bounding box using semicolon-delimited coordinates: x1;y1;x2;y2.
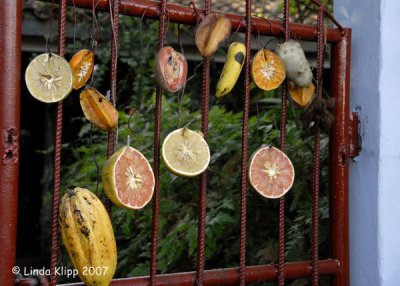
50;1;67;285
278;0;290;285
329;29;352;286
150;0;167;284
51;0;342;43
239;0;251;284
311;6;325;286
60;259;339;286
196;0;211;284
0;1;21;285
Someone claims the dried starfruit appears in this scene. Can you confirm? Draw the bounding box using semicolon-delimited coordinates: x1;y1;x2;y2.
251;49;286;91
195;14;231;57
287;81;315;108
154;46;188;92
69;49;94;90
80;88;118;131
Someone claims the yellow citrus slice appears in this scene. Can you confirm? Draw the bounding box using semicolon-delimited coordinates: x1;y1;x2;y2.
161;128;210;177
102;146;155;209
287;81;315;108
251;49;286;91
248;146;295;199
69;49;94;90
25;53;73;103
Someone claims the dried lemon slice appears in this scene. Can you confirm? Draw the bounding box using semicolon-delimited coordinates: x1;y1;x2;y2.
251;49;286;91
161;128;210;177
25;53;73;103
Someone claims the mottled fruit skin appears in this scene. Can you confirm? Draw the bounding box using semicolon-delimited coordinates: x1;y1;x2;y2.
195;14;231;57
216;42;246;97
276;40;313;87
59;187;117;286
80;88;118;131
154;46;188;92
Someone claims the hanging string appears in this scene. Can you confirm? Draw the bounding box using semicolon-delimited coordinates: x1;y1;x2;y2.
278;0;290;285
50;0;67;285
45;0;55;53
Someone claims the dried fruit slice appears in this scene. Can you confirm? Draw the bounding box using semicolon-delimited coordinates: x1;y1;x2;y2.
161;128;210;177
102;146;155;209
154;46;188;92
80;87;118;131
195;14;231;57
69;49;94;90
248;146;295;199
287;81;315;108
251;49;286;91
25;53;73;103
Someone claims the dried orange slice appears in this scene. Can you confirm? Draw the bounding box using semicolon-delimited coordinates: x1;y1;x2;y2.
251;49;286;91
25;53;73;103
287;81;315;108
102;146;155;209
80;88;118;131
69;49;94;90
161;128;210;177
248;146;295;199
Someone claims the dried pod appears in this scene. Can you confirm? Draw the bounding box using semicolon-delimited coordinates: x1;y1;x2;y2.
287;81;315;108
251;49;286;91
69;49;94;90
154;46;188;92
80;88;118;131
195;14;231;57
276;40;313;87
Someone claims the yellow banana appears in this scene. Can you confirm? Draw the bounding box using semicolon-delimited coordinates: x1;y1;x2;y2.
59;187;117;286
216;42;246;98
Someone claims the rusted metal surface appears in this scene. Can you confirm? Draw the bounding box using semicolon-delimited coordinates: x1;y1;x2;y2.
0;1;22;285
60;259;339;286
150;0;167;285
349;112;361;159
50;0;67;285
40;0;344;42
329;28;352;286
239;0;251;284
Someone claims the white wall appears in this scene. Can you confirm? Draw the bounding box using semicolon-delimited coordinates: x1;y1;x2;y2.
335;0;400;285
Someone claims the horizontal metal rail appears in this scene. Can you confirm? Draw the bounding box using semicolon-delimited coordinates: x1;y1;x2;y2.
59;259;339;286
49;0;343;42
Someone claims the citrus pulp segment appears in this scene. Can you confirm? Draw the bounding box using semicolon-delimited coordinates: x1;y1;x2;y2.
69;49;94;90
25;53;73;103
248;146;295;199
161;128;210;177
251;49;286;91
102;146;155;209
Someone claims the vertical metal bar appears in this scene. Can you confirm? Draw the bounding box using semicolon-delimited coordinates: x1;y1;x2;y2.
196;0;211;285
239;0;251;285
311;7;324;286
50;0;67;285
150;0;167;284
0;1;21;285
329;29;351;286
279;1;290;285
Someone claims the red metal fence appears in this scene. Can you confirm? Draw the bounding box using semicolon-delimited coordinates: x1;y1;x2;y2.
0;0;351;285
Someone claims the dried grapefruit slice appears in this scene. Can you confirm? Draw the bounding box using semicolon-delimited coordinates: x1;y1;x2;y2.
25;53;73;103
161;128;210;177
251;49;286;91
69;49;94;90
287;81;315;108
102;146;155;209
248;146;295;199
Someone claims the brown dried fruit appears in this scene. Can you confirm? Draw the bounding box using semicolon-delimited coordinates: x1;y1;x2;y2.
69;49;94;90
195;14;231;57
154;46;188;92
287;81;315;108
80;88;118;131
251;49;286;91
